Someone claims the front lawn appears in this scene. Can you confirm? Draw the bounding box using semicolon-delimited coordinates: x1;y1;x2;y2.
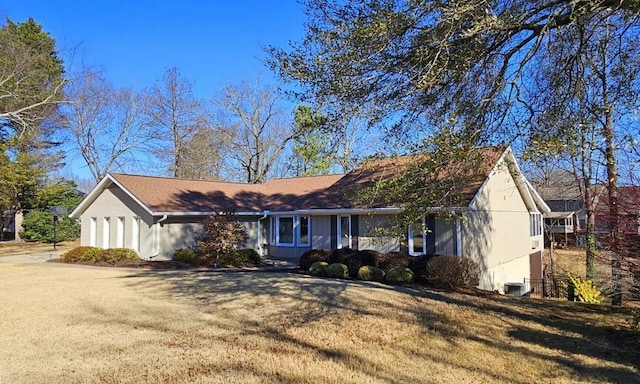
0;264;637;383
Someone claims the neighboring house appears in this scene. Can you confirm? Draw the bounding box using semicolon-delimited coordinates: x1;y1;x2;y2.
1;209;23;242
595;186;640;236
537;185;588;246
70;146;549;292
539;185;640;246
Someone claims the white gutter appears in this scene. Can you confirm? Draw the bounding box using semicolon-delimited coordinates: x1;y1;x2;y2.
148;215;168;260
153;211;267;217
265;207;403;216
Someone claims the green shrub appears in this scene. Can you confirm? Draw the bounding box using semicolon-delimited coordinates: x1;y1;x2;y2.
78;247;103;262
344;250;382;278
385;266;414;284
357;265;385;282
379;251;410;272
327;247;356;264
299;249;330;270
309;261;329;276
326;263;349;278
173;249;199;265
99;248;140;264
216;248;261;267
567;273;601;304
60;247;139;264
235;248;261;266
408;254;437;282
60;246;101;263
424;255;480;288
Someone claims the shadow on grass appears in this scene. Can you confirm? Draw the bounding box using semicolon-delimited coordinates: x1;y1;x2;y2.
106;270;639;383
397;285;640;383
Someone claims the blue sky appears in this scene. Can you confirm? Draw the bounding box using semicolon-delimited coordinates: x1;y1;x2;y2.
2;1;307;99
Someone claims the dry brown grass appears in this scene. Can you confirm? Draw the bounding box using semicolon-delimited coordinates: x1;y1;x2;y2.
0;263;638;384
0;239;78;256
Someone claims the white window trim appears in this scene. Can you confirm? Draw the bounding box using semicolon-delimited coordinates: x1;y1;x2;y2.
408;218;427;256
274;215;313;247
131;217;140;252
89;217;97;247
337;215;352;249
102;217;110;248
116;217;125;248
276;216;295;247
297;216;311;248
530;212;543;237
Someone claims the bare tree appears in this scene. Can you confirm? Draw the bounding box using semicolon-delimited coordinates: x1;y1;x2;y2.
146;67;204;178
179;126;226;180
214;79;294;183
60;70;152;182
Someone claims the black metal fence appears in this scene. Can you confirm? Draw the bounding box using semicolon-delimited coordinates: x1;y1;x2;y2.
523;277;571;299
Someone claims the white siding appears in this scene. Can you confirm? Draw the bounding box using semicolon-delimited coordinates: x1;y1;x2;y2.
464;159;532;291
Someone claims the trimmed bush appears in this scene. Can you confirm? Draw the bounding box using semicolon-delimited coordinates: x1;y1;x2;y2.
78;247;104;262
60;246;101;263
385;266;414;284
60;247;140;264
309;261;329;276
299;249;330;270
408;254;437;281
424;255;480;288
236;248;261;265
327;247;356;264
217;248;261;267
379;251;410;272
344;250;382;278
173;249;199;266
357;265;385;282
326;263;349;279
99;248;141;264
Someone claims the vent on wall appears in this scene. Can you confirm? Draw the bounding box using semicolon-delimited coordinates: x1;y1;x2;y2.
531;239;540;249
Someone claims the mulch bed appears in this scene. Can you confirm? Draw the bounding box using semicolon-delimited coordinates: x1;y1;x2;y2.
48;258;189;270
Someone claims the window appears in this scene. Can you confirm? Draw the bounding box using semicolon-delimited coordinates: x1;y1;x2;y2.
116;217;125;248
408;219;426;256
89;217;97;247
276;215;311;247
530;213;542;237
103;217;111;248
298;216;310;247
338;215;351;249
277;216;294;246
131;217;140;252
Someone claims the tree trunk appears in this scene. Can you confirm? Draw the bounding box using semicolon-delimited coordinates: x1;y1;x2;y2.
604;111;623;306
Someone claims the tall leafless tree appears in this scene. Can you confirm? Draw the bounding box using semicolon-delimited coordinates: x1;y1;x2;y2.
60;70;152;182
146;67;204;178
214;78;295;183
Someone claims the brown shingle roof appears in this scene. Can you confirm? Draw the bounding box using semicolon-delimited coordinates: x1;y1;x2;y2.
110;173;345;213
108;147;506;214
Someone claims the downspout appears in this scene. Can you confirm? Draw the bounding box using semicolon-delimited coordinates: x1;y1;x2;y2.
257;210;269;257
148;215;168;260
